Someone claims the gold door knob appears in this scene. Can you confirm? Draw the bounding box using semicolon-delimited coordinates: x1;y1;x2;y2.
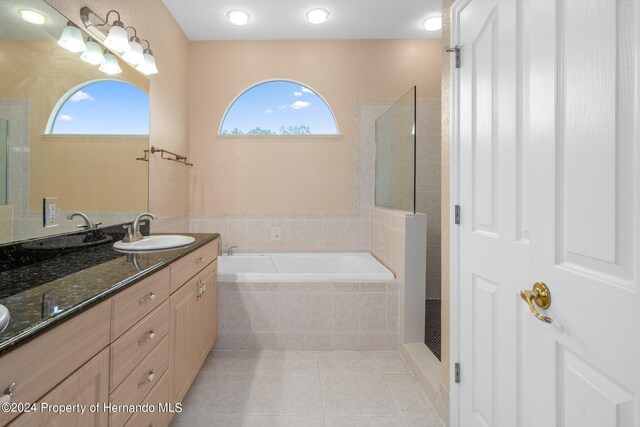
520;282;552;323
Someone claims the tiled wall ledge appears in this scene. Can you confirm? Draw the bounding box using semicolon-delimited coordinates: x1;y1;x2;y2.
215;281;400;351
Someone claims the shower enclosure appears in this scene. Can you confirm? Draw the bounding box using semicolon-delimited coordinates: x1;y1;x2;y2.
375;87;441;361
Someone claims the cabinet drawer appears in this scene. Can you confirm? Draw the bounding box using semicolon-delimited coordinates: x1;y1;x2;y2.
110;301;169;391
9;348;110;427
170;239;218;293
110;336;169;427
123;371;169;427
112;268;170;340
0;301;110;426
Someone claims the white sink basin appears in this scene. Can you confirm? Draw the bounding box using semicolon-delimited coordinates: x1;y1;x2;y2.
0;305;9;333
113;235;195;252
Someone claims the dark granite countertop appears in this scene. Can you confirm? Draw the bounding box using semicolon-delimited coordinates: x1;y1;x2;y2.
0;232;219;356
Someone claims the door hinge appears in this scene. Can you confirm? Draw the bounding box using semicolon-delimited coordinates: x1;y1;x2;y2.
455;363;460;383
454;205;461;225
445;45;461;68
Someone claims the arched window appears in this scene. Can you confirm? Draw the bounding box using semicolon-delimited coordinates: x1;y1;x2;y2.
220;80;339;135
47;80;149;135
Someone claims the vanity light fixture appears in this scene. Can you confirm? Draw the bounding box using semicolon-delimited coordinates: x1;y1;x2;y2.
99;51;122;75
80;6;159;74
136;40;158;75
18;9;47;25
122;27;144;66
80;38;105;64
422;15;442;32
58;21;87;52
306;8;329;24
227;10;250;26
104;10;130;53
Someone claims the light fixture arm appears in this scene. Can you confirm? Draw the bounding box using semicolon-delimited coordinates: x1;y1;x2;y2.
105;10;121;25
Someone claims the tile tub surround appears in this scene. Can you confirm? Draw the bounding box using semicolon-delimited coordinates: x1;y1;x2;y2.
171;350;444;427
215;281;400;351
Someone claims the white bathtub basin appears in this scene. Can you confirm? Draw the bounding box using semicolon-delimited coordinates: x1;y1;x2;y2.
0;304;9;333
218;253;394;282
113;235;195;252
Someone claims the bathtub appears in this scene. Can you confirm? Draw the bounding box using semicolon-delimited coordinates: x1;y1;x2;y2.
216;252;399;351
217;252;394;282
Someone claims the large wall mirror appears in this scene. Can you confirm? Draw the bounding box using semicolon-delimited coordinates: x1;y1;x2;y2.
0;0;149;244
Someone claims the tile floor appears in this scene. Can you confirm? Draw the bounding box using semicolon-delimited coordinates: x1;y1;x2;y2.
171;350;444;427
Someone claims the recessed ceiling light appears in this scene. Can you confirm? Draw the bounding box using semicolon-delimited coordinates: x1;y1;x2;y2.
423;16;442;32
306;8;329;24
19;9;47;25
227;10;250;26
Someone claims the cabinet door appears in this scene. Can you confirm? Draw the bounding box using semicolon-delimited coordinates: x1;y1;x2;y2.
196;261;218;365
10;348;110;427
169;278;198;403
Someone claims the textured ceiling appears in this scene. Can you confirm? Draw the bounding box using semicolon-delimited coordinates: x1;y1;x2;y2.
161;0;442;41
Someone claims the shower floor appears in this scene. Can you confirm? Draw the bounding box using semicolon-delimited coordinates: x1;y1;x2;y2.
424;299;441;361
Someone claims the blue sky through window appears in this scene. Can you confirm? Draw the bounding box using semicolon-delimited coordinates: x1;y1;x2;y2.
51;80;149;135
220;81;338;135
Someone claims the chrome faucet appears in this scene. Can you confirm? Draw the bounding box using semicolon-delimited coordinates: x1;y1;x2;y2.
227;245;239;256
122;212;158;243
66;212;100;229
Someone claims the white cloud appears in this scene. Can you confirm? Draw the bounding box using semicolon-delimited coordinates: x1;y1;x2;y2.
301;86;312;93
58;114;73;121
69;90;94;102
294;91;303;97
277;104;287;109
265;109;273;114
290;101;311;110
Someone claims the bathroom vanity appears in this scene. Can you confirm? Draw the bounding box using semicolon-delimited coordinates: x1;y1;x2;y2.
0;232;219;427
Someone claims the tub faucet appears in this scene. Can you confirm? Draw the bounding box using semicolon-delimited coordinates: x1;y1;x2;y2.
66;212;100;229
122;212;158;243
227;245;239;256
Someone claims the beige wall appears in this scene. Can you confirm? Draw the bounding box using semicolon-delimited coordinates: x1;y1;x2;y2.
48;0;192;223
189;40;441;215
441;0;454;394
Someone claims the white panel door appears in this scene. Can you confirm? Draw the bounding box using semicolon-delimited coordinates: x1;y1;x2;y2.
457;0;525;426
524;0;640;426
455;0;640;426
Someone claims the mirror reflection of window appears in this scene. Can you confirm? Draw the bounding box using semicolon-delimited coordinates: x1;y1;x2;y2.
49;80;149;135
220;80;338;136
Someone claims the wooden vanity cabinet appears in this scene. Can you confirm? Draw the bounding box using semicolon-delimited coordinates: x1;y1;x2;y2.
1;237;218;427
10;348;110;427
169;257;218;404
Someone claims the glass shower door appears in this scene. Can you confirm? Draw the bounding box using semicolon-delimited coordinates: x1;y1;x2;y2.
374;87;416;213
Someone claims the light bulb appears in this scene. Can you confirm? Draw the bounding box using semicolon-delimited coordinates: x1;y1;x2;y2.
122;37;144;65
99;52;122;75
136;49;158;75
19;9;47;25
306;8;329;24
422;16;442;31
57;22;87;53
80;39;105;65
227;10;250;26
104;21;130;53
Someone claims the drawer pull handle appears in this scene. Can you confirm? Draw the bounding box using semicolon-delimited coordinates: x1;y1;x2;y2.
0;383;16;404
138;330;156;345
195;257;205;264
139;292;156;305
138;370;155;388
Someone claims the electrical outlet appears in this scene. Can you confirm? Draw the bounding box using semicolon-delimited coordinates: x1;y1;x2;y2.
270;227;282;241
43;197;59;227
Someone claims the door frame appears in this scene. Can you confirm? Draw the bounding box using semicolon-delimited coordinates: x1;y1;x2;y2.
448;0;472;426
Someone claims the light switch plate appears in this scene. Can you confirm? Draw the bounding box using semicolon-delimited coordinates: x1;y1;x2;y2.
43;197;59;227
